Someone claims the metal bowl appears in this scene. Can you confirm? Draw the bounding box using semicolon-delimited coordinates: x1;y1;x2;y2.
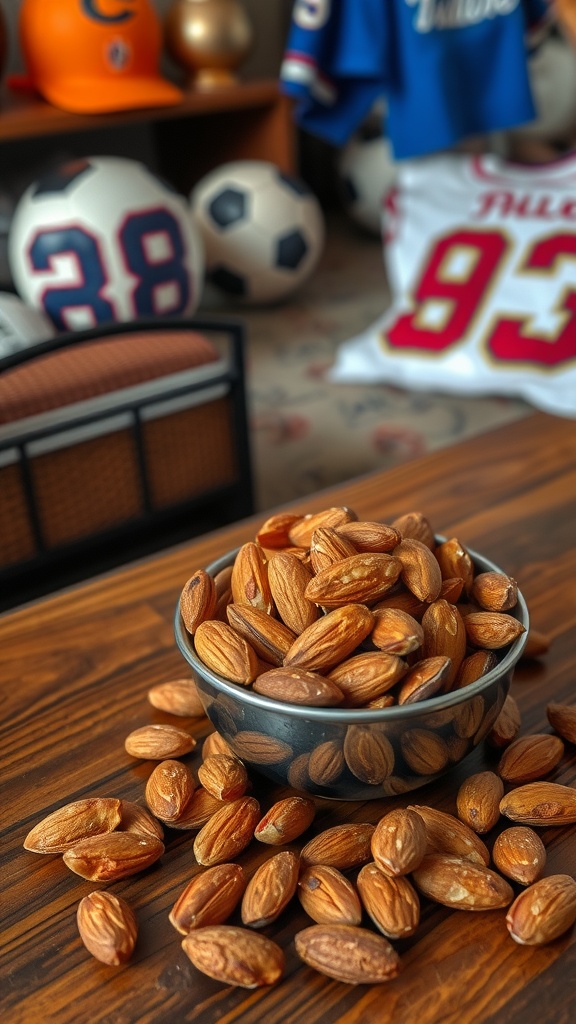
174;544;529;800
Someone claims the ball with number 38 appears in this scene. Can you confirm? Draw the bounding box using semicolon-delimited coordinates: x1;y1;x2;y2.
8;156;204;331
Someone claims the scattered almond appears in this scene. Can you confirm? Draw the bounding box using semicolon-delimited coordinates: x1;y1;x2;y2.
182;925;285;988
24;797;122;854
193;796;260;866
412;853;514;910
63;832;164;881
169;863;246;934
357;862;420;939
492;826;546;886
254;796;316;845
506;875;576;945
371;807;427;876
197;754;249;801
298;864;362;925
77;891;137;966
456;771;504;834
499;782;576;826
547;702;576;744
300;823;375;871
147;678;206;718
145;759;195;822
241;850;300;928
294;923;400;984
124;724;196;761
497;734;564;784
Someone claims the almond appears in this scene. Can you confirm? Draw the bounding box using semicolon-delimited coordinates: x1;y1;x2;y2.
193;796;260;865
304;552;403;608
253;665;344;707
343;725;395;785
229;731;293;765
357;862;420;939
179;569;217;634
421;599;467;688
499;781;576;826
391;510;435;549
373;587;427;619
335;520;401;553
256;512;303;548
23;797;122;854
408;805;490;865
464;611;526;649
307;740;345;787
145;759;196;822
396;656;451;704
328;651;406;707
147;678;206;718
117;800;165;841
254;796;316;845
371;807;427;876
454;649;498;690
412;853;514;910
267;552;319;634
241;850;300;928
230;541;274;614
124;724;196;761
470;571;518;611
169;863;246;934
194;619;259;685
201;731;236;760
497;734;565;784
309;525;358;573
284;603;374;673
197;754;249;801
169;787;224;830
434;537;475;593
294;923;400;984
456;771;504;833
506;875;576;945
300;823;375;871
547;702;576;744
226;603;296;666
487;693;522;748
400;728;450;776
63;832;164;881
77;891;137;966
182;925;285;988
492;826;546;886
298;864;362;925
287;506;357;548
393;537;442;603
371;607;424;655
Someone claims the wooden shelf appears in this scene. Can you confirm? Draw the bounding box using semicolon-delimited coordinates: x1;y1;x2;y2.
1;78;281;137
0;78;297;186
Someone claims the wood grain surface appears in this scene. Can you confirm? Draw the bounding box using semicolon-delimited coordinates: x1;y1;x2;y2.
2;410;576;1024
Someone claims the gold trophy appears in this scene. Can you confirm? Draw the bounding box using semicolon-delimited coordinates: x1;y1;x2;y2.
165;0;254;90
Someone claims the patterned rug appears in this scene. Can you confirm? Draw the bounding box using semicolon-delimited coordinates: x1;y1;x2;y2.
200;211;532;513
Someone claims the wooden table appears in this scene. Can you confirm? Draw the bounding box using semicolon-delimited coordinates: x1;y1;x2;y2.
2;410;576;1024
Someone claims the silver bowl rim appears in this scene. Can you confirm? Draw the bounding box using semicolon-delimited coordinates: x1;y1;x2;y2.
174;539;529;724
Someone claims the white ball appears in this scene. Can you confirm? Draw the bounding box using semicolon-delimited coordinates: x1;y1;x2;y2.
190;160;325;304
521;30;576;141
0;291;55;359
8;156;204;331
337;127;397;236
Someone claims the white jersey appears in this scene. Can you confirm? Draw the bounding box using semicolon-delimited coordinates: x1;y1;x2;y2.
330;151;576;417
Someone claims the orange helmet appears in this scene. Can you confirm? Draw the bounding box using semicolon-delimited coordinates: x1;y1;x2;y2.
19;0;183;114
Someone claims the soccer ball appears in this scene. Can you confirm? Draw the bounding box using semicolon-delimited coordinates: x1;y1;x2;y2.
190;160;325;304
8;156;204;331
337;121;397;236
0;291;54;360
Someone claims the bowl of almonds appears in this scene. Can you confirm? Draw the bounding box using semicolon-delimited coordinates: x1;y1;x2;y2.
174;507;529;799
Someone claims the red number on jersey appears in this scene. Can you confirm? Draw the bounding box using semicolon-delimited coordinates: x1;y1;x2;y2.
488;234;576;368
385;230;508;352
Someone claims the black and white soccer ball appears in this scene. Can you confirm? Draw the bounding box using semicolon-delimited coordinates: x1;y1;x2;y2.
337;120;397;237
8;156;204;331
190;160;325;304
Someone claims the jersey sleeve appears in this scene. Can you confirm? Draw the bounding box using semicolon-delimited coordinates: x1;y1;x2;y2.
280;0;392;146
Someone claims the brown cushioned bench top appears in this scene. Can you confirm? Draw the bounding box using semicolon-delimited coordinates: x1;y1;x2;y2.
0;329;219;425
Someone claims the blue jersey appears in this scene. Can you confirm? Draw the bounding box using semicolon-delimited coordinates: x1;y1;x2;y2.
280;0;551;159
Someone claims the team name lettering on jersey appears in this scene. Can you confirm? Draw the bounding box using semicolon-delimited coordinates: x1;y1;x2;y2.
405;0;519;32
472;191;576;220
